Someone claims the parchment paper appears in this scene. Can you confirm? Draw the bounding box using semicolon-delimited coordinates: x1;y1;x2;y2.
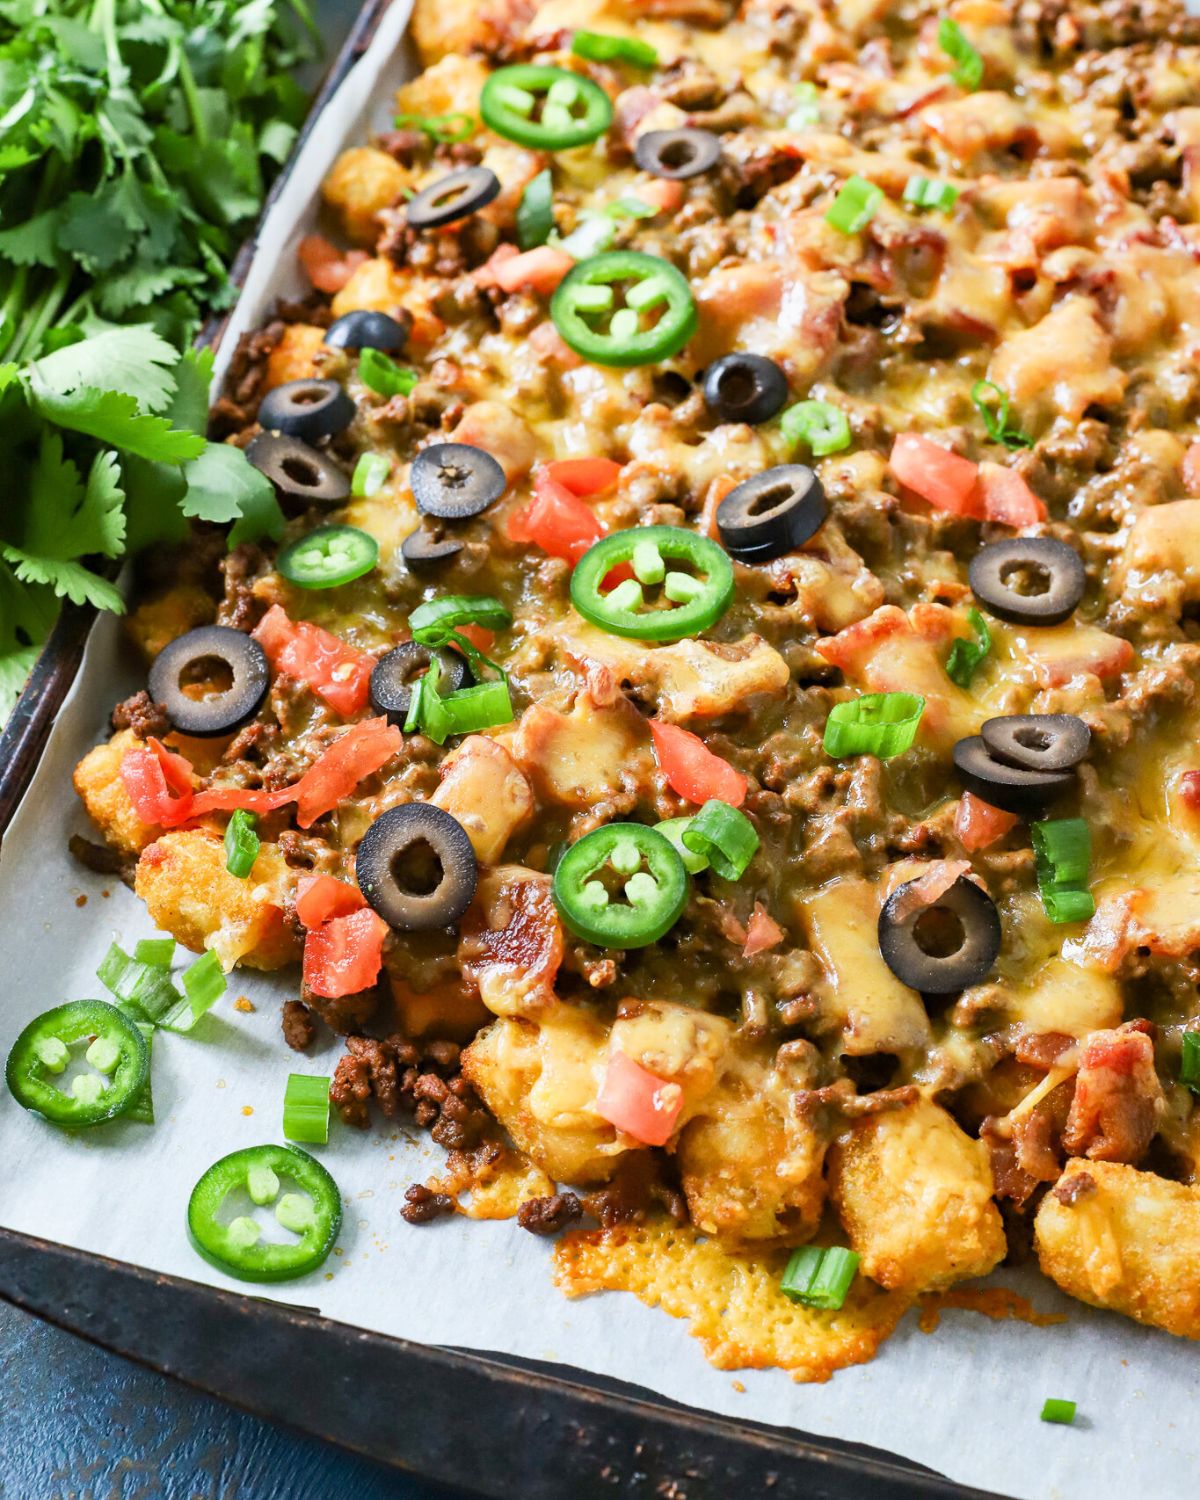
2;6;1198;1495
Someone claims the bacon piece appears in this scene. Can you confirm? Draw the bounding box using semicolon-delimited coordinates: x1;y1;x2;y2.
1062;1024;1164;1165
459;866;564;1017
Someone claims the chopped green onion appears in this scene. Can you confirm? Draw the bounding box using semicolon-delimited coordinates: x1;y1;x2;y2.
571;29;658;66
1182;1032;1200;1094
407;665;514;745
410;594;512;644
134;938;175;968
352;452;391;498
606;196;656;221
97;941;182;1024
126;1022;155;1125
946;607;991;689
781;1245;860;1310
517;168;554;250
359;349;419;398
903;175;959;212
825;175;882;235
394;111;476;143
824;692;925;760
781;400;852;457
1040;1399;1076;1426
786;81;820;130
1032;818;1095;924
938;18;983;90
681;800;759;881
655;817;709;874
560;212;618;260
283;1073;332;1145
159;950;227;1033
971;379;1032;450
224;809;260;880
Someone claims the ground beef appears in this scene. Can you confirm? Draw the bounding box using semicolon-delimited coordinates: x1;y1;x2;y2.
217;542;267;632
1052;1170;1098;1206
401;1184;457;1225
517;1192;584;1236
303;980;378;1036
329;1031;488;1149
110;690;171;741
281;998;317;1051
68;834;136;886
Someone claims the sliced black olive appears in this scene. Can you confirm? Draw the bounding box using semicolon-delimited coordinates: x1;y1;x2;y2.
356;804;478;931
702;354;788;426
878;876;1002;995
634;128;721;180
411;442;506;520
258;379;355;442
246;432;350;508
716;464;827;562
981;714;1090;774
401;523;464;569
953;735;1075;814
968;538;1086;627
369;643;469;727
147;626;269;739
406;167;501;230
324;310;408;353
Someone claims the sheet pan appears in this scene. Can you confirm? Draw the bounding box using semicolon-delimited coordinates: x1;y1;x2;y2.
2;5;1198;1497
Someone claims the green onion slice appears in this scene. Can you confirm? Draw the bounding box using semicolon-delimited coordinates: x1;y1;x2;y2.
359;348;419;398
352;452;390;498
517;167;554;250
824;692;925;760
1182;1032;1200;1093
1032;817;1095;924
98;941;183;1024
410;594;512;644
903;174;959;211
1040;1399;1077;1426
571;30;658;66
283;1073;332;1145
134;938;175;968
825;175;882;235
945;606;991;689
971;379;1032;450
160;950;227;1034
224;808;260;880
781;1245;860;1310
781;400;851;457
394;111;476;143
786;81;820;130
680;800;759;881
406;665;514;745
654;817;709;874
938;18;983;90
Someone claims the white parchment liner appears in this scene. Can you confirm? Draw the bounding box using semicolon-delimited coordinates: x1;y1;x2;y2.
2;5;1198;1495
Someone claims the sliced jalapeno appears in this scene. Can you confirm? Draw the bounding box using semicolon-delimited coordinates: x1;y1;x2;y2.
187;1144;342;1284
553;823;688;948
551;251;696;367
481;65;613;150
277;525;379;589
5;999;150;1127
571;525;733;641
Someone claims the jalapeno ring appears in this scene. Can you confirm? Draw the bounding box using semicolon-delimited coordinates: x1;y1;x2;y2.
6;999;150;1127
481;65;613;150
553;823;688;948
570;525;733;641
277;525;379;589
551;251;696;368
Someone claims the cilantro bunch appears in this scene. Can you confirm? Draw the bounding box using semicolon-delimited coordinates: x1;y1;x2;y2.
0;0;320;720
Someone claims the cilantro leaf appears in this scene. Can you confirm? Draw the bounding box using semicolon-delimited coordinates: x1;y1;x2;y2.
167;346;215;436
182;440;285;544
28;379;204;463
31;325;180;412
0;208;62;268
2;546;124;613
121;454;189;554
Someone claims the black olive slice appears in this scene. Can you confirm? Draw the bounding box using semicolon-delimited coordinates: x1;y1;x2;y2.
702;354;788;426
716;464;827;562
968;538;1086;626
147;626;270;739
406;167;501;230
245;432;350;508
634;128;721;180
324;310;408;353
369;643;469;727
258;379;355;442
981;714;1090;774
878;875;1002;995
401;523;464;569
356;804;478;931
953;735;1075;814
411;442;507;520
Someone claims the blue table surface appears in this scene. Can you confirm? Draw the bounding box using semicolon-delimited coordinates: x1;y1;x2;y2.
1;5;459;1496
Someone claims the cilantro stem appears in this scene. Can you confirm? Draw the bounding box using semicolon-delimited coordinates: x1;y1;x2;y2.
177;48;208;149
10;267;72;365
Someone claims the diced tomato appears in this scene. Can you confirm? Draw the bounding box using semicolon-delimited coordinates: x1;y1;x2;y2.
890;433;980;517
455;623;496;653
545;458;622;497
976;461;1047;526
253;604;375;718
290;717;401;828
637;178;685;215
1180;770;1200;811
297;234;368;295
596;1050;684;1147
493;245;575;296
473;244;520;286
743;903;784;957
296;873;366;929
121;742;195;826
186;785;294;820
303;907;388;998
649;719;748;807
955;791;1020;852
508;468;605;565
